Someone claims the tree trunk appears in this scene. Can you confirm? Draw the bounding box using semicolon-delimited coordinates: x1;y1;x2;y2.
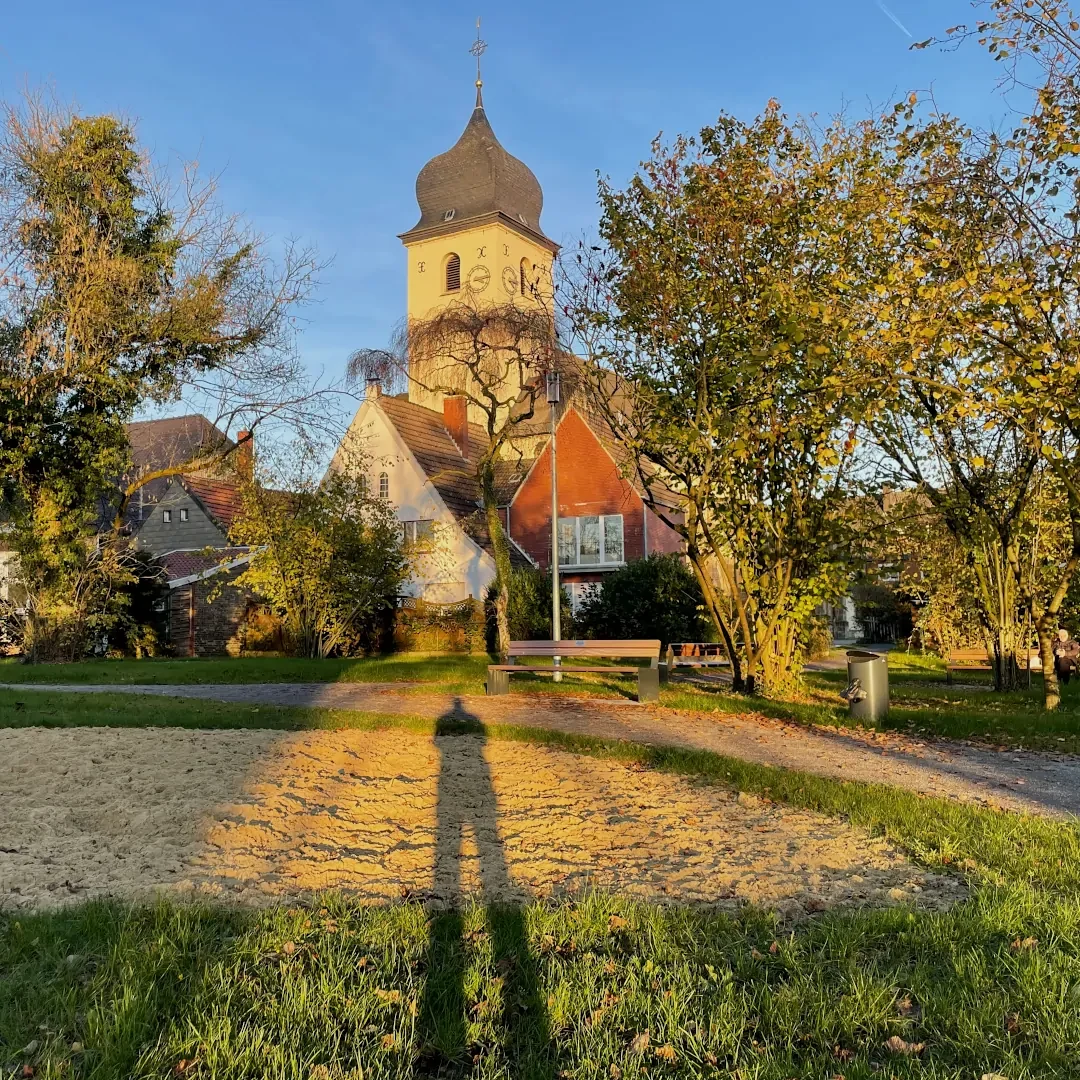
481;463;513;661
685;546;743;691
1037;618;1060;712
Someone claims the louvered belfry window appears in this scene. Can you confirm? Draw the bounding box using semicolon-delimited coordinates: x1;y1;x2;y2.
446;253;461;292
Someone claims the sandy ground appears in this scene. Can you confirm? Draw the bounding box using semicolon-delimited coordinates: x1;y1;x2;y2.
13;681;1080;817
0;726;965;915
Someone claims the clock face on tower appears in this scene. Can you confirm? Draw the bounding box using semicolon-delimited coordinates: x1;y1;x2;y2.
501;265;517;295
466;264;491;292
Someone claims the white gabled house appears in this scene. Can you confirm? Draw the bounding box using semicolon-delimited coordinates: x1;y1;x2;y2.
328;383;533;604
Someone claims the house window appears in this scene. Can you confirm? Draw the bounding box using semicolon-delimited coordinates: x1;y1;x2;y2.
445;253;461;292
379;472;389;499
401;519;435;547
179;507;189;522
566;581;600;614
557;514;625;566
358;475;369;498
162;509;172;523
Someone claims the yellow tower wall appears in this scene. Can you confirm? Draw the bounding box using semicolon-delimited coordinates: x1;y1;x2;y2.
403;219;554;420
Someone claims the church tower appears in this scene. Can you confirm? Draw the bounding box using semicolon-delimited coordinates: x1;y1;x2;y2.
399;50;558;416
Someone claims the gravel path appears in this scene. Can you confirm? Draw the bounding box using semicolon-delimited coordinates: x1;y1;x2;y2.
9;681;1080;818
0;726;964;913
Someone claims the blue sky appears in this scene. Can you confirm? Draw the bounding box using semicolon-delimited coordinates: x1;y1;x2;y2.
2;0;1008;406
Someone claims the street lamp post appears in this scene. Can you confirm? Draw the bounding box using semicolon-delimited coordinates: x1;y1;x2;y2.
547;371;562;681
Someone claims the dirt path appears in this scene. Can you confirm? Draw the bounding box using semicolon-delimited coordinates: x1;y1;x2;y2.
0;726;964;914
9;681;1080;818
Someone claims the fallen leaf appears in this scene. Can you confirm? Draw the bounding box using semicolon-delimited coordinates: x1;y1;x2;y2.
884;1035;925;1055
282;941;296;955
981;1074;1009;1080
751;948;764;960
768;941;779;955
21;1068;34;1079
609;1066;621;1079
654;1044;676;1062
1010;937;1038;951
833;1046;854;1062
629;1031;650;1054
1004;1012;1021;1034
380;1034;395;1050
895;994;921;1019
608;914;628;932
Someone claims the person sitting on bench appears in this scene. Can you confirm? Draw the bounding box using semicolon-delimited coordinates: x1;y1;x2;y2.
1053;628;1080;685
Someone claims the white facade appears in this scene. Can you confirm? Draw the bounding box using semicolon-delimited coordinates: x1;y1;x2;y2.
328;398;497;603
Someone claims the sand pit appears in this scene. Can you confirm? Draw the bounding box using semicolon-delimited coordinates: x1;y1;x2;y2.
0;726;966;914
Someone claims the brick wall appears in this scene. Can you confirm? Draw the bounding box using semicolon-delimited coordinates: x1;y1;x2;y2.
508;408;683;570
168;567;251;657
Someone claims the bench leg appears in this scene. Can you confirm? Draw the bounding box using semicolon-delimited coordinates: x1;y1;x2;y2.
946;668;953;686
659;661;669;686
487;667;510;696
637;665;660;703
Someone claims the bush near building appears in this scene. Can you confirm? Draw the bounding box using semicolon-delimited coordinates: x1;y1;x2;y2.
577;554;712;650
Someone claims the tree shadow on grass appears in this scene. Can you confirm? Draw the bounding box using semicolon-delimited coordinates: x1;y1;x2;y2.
416;698;553;1079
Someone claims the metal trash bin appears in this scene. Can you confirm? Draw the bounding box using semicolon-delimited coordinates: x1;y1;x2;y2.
841;650;888;722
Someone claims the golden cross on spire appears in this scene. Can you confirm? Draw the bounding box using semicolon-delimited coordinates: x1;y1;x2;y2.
469;17;487;104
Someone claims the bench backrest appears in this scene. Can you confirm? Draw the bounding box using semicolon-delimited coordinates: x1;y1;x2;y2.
669;643;726;657
948;646;1040;663
948;647;990;663
508;639;661;661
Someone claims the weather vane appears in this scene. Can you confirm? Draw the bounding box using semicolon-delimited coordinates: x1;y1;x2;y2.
469;17;487;93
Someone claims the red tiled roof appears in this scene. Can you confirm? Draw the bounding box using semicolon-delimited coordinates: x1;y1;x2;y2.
181;475;246;533
160;547;251;585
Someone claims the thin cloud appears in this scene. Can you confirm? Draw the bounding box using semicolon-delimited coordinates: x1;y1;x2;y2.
875;1;913;39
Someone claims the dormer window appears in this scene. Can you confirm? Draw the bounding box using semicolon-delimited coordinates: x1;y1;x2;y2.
443;209;456;222
446;253;461;292
162;509;172;523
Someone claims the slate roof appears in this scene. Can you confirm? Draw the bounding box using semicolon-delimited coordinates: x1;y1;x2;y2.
375;394;533;568
400;93;554;250
121;415;233;530
181;475;246;534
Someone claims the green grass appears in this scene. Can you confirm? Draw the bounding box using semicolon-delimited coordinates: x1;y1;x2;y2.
0;652;493;692
4;707;1080;1077
7;648;1080;750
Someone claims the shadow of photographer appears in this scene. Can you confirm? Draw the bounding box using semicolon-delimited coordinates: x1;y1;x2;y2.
416;698;553;1078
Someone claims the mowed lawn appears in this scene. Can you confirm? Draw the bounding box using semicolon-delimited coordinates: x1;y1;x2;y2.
6;649;1080;751
3;718;1080;1078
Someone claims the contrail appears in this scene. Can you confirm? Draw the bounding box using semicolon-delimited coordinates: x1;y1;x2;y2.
876;0;913;38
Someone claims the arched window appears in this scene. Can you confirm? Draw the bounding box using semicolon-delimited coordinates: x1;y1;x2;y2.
519;258;529;297
445;253;461;292
378;471;389;500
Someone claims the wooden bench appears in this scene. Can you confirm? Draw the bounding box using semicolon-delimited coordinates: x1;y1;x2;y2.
487;639;662;702
665;643;729;669
945;646;1041;683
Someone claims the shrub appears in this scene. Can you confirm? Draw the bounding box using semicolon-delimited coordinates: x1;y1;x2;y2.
397;597;484;653
801;614;833;661
485;567;573;652
576;554;712;649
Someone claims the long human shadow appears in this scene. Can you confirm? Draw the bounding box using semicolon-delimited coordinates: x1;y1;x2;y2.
416;698;553;1079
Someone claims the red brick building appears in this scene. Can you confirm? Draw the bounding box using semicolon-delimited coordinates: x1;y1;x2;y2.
506;406;683;606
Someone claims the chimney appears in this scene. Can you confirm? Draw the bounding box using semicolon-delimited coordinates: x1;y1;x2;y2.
236;430;254;481
365;377;382;400
443;396;469;457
